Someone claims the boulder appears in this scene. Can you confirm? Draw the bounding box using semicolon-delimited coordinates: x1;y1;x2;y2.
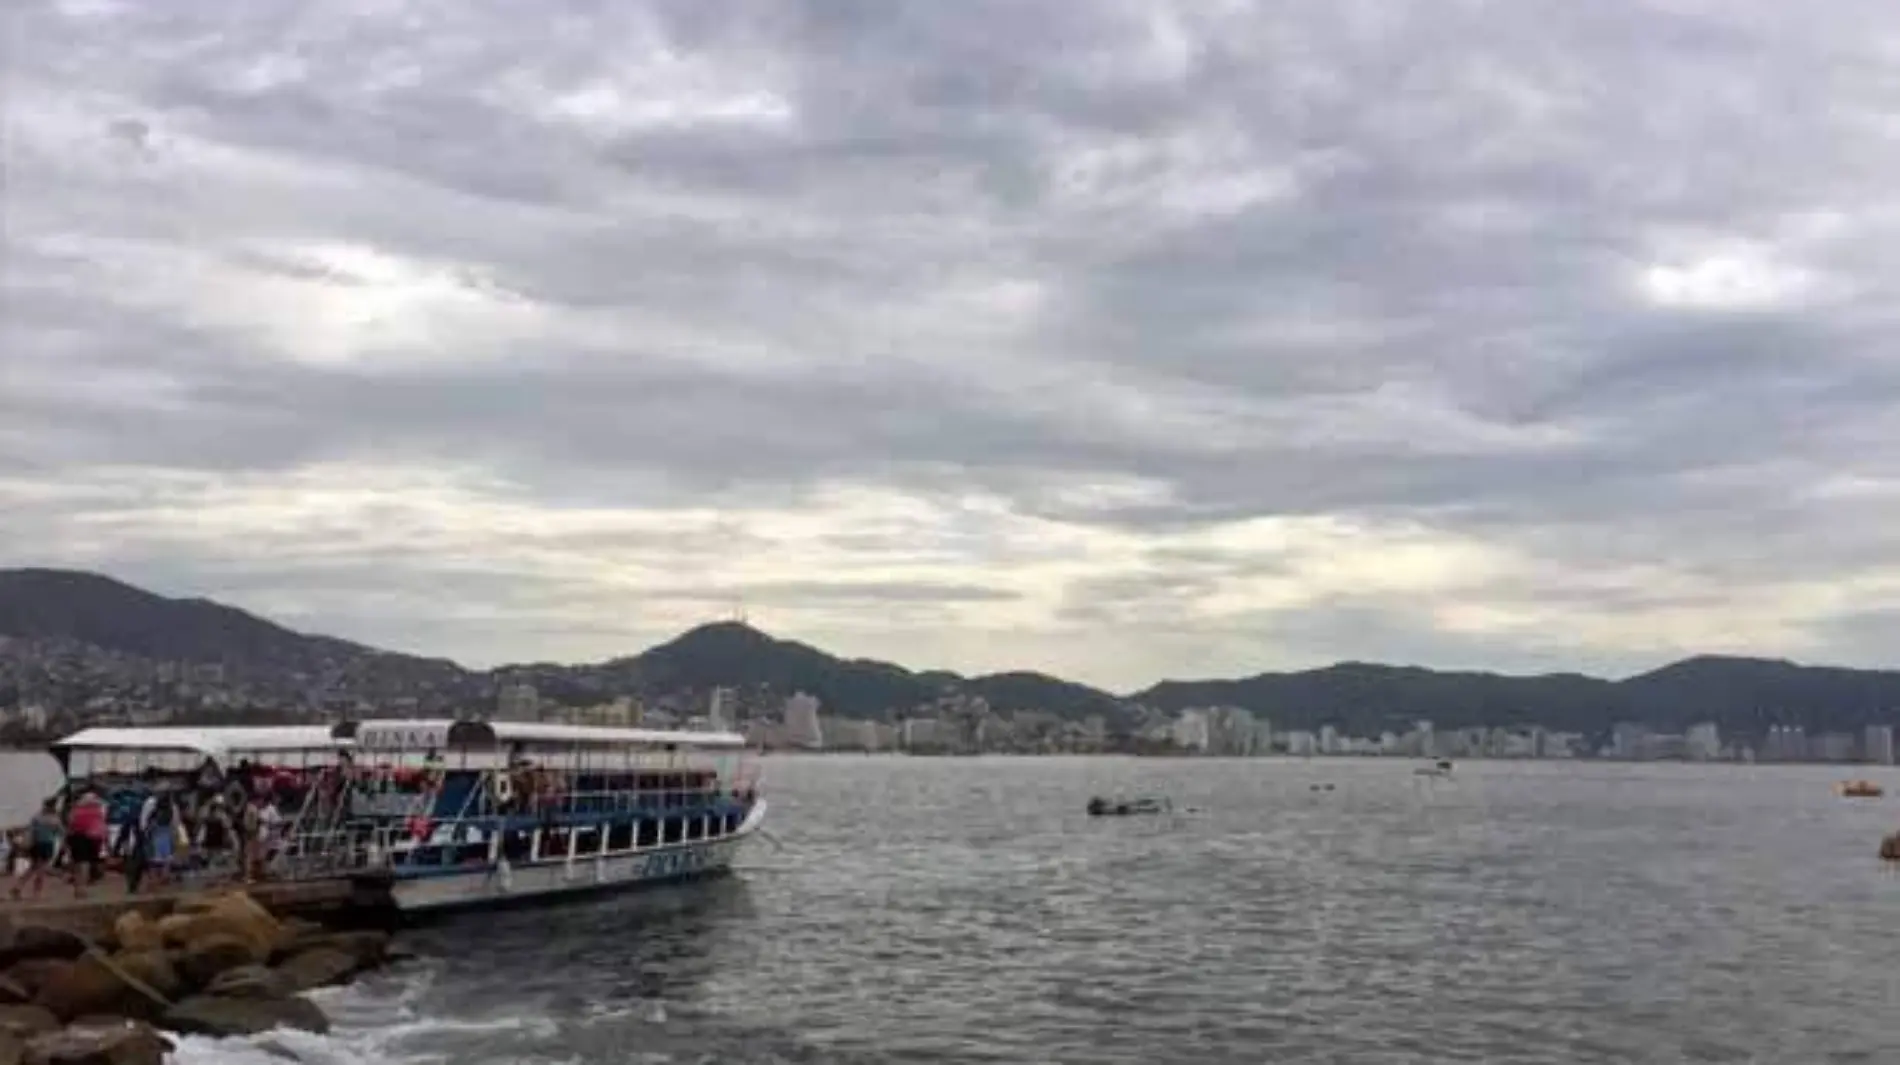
0;1006;58;1040
290;932;389;971
161;995;329;1038
149;917;193;952
0;963;69;1001
0;929;86;971
202;894;286;955
277;919;326;944
203;965;291;1001
273;950;357;994
0;978;27;1007
0;1030;19;1065
173;934;258;989
22;1017;171;1065
105;916;160;958
32;952;179;1024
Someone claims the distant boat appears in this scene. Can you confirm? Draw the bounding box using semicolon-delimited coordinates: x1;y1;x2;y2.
1838;779;1883;798
1413;760;1454;778
1086;795;1170;817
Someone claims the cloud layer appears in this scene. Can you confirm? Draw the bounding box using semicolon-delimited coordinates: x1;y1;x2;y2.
8;0;1900;688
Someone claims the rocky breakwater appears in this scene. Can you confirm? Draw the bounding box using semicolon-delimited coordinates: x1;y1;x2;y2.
0;891;398;1064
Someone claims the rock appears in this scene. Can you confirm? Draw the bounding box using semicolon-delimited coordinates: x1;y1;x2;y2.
174;934;258;989
0;963;67;1001
32;952;178;1023
105;916;160;958
203;965;290;1001
0;978;27;1007
0;930;86;971
161;995;329;1038
149;917;193;952
0;1006;58;1040
203;894;286;956
0;1031;19;1065
22;1017;171;1065
292;932;389;970
277;919;326;943
273;950;357;994
157;892;285;962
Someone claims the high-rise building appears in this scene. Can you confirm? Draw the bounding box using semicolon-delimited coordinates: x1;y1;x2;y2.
781;692;824;748
1866;725;1895;765
1172;710;1211;752
1685;722;1721;762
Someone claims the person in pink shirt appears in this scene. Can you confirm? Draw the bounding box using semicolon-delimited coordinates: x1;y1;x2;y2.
64;791;109;899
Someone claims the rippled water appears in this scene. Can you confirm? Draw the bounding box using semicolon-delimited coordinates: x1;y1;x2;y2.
5;751;1900;1063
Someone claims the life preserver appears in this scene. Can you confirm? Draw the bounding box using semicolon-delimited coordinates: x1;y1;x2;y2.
408;816;431;841
491;773;515;805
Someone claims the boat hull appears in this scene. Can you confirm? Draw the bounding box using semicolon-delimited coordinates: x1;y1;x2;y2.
379;800;768;915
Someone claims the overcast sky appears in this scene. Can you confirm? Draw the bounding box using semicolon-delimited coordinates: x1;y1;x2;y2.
6;0;1900;690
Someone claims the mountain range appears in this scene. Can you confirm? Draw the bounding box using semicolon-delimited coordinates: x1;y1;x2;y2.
4;568;1900;738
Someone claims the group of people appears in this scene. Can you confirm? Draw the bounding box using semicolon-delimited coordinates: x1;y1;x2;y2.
3;764;293;900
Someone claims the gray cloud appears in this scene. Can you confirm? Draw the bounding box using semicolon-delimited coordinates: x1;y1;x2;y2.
7;0;1900;686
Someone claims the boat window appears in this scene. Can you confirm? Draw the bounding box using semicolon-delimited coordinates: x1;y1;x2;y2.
575;827;602;857
706;816;724;839
685;816;706;841
607;821;635;852
724;811;741;835
637;819;659;848
662;816;684;844
538;828;571;861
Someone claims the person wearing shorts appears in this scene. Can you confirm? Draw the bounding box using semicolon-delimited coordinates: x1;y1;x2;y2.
64;792;108;898
9;801;64;900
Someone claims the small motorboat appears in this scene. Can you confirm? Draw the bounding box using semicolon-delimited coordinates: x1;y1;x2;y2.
1413;759;1455;778
1086;795;1171;817
1838;780;1884;798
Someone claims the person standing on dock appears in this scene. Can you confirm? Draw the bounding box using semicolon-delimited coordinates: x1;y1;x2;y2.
198;795;236;879
145;793;178;890
6;804;61;900
64;791;109;898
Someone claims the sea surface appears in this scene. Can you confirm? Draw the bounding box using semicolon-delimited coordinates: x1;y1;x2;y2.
5;752;1900;1064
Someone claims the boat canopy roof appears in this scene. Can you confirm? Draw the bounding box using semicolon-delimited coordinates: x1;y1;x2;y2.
342;718;747;752
50;725;349;771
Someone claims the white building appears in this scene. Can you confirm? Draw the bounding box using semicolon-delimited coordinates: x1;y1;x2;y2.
902;717;944;749
1685;722;1721;762
1204;706;1256;755
782;692;824;749
1171;709;1211;752
708;687;736;732
1865;725;1895;765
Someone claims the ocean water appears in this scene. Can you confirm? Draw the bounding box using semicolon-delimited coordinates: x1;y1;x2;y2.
5;751;1900;1063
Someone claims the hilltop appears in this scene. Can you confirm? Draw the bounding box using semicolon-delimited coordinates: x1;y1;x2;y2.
4;568;1900;738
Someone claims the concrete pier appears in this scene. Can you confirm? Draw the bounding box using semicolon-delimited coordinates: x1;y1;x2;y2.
0;876;380;939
